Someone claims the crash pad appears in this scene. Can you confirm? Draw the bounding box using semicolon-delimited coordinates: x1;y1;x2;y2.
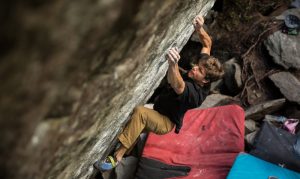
137;105;245;179
227;153;300;179
250;122;300;172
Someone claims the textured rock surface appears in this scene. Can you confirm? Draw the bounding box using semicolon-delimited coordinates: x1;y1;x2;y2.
51;1;215;178
198;94;234;109
0;0;125;178
245;119;257;134
264;30;300;70
223;58;242;94
245;98;286;120
0;1;216;178
269;72;300;105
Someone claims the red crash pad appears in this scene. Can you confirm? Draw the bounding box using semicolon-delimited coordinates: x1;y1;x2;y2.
142;105;245;179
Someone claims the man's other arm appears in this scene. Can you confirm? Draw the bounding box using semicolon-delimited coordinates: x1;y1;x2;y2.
166;48;185;95
193;16;212;55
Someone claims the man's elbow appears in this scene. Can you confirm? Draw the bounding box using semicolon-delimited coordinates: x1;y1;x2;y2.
208;38;212;48
204;38;212;49
202;40;212;55
174;85;185;95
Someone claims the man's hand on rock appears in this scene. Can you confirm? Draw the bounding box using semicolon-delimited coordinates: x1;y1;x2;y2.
193;15;204;32
167;47;180;65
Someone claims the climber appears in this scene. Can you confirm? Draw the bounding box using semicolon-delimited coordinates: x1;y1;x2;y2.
94;15;224;171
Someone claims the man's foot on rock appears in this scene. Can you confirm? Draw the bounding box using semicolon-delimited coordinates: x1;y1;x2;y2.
93;156;119;172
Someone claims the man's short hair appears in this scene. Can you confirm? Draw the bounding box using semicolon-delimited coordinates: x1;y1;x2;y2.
198;56;224;83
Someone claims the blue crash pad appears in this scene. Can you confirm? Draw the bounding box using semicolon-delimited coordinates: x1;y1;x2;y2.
227;153;300;179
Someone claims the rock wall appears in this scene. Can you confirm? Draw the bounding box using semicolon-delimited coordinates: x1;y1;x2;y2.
0;0;215;178
48;1;215;178
0;0;125;178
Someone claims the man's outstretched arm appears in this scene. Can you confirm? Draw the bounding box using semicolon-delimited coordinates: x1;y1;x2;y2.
166;47;185;95
193;16;212;55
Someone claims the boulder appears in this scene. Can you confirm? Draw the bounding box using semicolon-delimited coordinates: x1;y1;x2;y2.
38;1;216;179
210;78;224;92
198;94;234;109
269;72;300;105
245;119;257;134
264;30;300;70
245;131;258;146
223;58;242;94
245;98;286;120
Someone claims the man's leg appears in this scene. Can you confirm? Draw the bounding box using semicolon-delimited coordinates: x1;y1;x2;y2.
115;106;174;161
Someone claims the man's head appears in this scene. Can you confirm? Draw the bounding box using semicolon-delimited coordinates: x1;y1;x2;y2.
188;56;224;86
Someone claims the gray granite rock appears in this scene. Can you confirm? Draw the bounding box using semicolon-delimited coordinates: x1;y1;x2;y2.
223;58;242;93
269;72;300;105
245;119;257;134
1;0;125;177
210;79;224;92
245;98;286;120
198;94;234;109
264;31;300;70
42;1;216;179
245;131;258;145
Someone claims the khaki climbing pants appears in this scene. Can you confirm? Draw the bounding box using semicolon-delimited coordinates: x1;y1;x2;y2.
118;106;175;150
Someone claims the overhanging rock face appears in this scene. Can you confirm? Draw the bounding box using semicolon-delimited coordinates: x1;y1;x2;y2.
46;1;215;178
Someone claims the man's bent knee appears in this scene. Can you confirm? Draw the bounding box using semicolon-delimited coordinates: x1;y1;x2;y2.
132;106;148;122
133;106;147;115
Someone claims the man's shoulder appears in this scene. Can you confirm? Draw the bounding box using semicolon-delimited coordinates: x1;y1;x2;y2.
185;79;209;95
200;53;210;59
184;79;200;93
